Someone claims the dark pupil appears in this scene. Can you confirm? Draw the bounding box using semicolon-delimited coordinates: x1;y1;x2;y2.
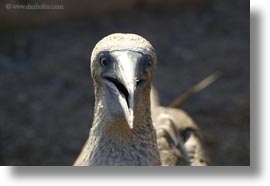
147;59;152;67
100;57;108;66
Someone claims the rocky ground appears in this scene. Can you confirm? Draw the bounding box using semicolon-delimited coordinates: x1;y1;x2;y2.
0;0;249;165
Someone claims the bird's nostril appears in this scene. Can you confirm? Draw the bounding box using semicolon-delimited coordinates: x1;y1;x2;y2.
136;79;145;87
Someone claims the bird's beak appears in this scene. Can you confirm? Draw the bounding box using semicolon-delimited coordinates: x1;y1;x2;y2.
114;52;142;129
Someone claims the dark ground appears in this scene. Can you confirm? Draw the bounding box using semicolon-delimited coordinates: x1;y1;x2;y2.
0;0;249;165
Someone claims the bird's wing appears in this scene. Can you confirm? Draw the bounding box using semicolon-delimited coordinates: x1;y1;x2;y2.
152;106;209;166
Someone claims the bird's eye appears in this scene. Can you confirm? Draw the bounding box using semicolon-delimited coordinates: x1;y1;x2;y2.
147;59;153;67
99;55;109;67
145;56;153;68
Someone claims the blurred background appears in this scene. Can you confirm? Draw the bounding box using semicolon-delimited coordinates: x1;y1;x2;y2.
0;0;249;165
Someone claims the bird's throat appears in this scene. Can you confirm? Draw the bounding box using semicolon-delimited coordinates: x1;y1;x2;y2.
83;97;161;165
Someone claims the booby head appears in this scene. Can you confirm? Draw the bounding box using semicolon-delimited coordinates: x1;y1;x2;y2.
90;33;157;129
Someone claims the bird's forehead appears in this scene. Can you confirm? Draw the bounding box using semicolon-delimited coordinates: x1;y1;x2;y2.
91;33;156;62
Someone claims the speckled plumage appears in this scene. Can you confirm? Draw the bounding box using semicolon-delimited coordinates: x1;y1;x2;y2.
91;33;156;63
74;33;160;166
75;91;160;166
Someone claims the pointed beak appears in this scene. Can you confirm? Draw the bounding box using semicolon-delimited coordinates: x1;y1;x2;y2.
114;52;142;129
118;80;136;129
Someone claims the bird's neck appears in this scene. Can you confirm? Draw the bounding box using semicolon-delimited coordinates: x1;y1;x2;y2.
77;90;160;166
